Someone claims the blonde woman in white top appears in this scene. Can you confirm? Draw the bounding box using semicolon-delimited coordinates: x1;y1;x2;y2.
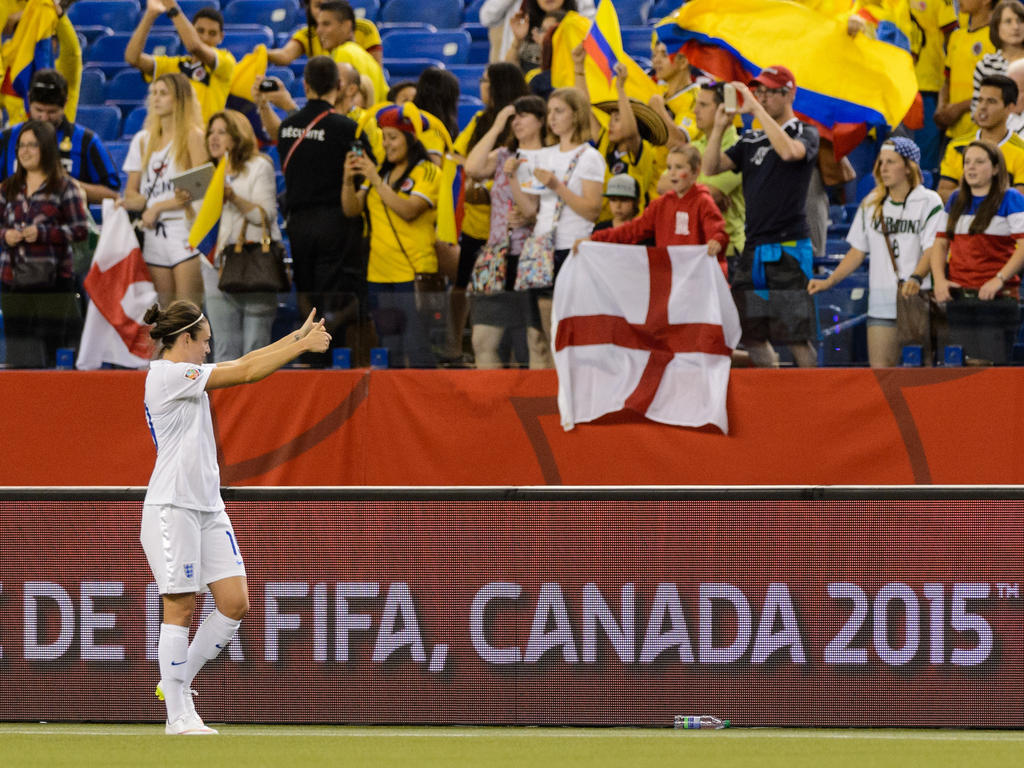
123;72;207;308
203;110;282;361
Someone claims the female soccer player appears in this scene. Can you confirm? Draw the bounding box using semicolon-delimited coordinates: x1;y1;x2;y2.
141;300;330;734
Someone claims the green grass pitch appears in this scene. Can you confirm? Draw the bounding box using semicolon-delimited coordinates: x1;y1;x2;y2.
2;724;1024;767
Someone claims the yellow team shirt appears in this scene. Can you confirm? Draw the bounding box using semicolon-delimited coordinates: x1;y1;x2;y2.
152;48;236;124
349;105;383;164
365;160;440;282
453;112;492;241
912;0;958;93
329;41;388;103
596;130;659;223
664;82;702;143
354;18;382;55
944;21;995;139
290;27;325;58
940;130;1024;187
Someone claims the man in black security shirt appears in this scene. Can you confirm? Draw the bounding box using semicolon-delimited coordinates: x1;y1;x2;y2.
0;69;121;203
703;65;820;369
278;55;372;366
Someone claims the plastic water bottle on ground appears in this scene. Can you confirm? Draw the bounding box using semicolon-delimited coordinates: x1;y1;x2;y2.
674;715;730;730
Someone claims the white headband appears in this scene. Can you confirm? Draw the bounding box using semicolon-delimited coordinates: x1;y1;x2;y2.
173;313;205;335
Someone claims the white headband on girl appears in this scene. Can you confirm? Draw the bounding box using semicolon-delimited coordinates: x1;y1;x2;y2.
173;313;205;335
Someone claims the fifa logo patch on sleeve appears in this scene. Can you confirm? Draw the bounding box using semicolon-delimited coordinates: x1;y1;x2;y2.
400;177;414;194
184;563;194;579
184;367;201;380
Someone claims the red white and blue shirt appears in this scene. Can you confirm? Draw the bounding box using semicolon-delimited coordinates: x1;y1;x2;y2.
936;188;1024;289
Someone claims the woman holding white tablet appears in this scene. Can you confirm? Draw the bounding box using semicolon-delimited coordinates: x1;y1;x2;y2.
123;73;207;308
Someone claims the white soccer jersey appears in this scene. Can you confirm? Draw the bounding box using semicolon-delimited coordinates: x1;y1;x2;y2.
846;185;943;320
143;360;223;512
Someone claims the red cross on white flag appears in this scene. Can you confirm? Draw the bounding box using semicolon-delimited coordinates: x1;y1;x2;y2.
553;243;741;433
77;200;157;369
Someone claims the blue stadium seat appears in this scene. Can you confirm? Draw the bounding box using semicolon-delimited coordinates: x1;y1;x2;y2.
106;100;147;122
76;25;115;45
76;106;122;142
815;273;869;365
620;26;654;61
153;0;220;26
382;30;471;66
350;0;381;22
289;59;309;79
462;23;487;42
468;40;490;65
67;1;140;32
105;140;132;170
122;106;148;139
87;33;181;76
377;23;438;36
105;70;150;103
650;0;681;21
79;69;106;106
447;64;486;99
265;66;295;85
381;58;444;81
223;0;299;29
612;0;651;26
287;78;306;99
222;27;276;61
463;0;487;25
458;101;481;131
826;237;849;255
380;0;462;29
264;144;280;170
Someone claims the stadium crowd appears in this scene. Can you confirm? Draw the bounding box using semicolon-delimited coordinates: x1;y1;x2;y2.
1;0;1023;369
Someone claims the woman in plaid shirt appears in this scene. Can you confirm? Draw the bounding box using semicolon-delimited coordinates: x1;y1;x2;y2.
0;119;88;368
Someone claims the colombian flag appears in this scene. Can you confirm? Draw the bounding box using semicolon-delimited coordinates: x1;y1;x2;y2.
656;0;918;157
551;10;658;105
582;0;620;85
1;0;59;123
226;45;271;146
188;158;226;265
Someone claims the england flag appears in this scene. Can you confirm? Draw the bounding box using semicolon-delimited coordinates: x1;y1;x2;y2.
553;243;741;433
77;199;156;370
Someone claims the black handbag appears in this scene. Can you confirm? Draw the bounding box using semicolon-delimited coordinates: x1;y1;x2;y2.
10;255;57;290
217;206;290;294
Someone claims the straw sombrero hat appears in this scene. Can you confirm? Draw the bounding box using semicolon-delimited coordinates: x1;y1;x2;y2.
592;98;669;146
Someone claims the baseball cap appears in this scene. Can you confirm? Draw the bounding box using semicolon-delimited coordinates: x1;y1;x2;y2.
604;174;639;199
750;66;796;92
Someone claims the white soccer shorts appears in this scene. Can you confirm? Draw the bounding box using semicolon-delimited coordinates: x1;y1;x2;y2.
140;504;247;594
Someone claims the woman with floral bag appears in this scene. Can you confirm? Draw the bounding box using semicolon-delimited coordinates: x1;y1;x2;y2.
465;95;550;367
513;87;605;365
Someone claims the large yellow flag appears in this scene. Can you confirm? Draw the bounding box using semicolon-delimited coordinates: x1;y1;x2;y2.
550;9;659;105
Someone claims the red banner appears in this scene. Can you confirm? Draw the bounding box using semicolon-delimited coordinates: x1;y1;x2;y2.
1;494;1022;726
2;368;1024;486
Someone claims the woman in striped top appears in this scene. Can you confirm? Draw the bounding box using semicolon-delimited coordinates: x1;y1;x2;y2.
929;140;1024;363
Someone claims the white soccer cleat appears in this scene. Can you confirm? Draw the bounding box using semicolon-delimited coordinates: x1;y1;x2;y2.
157;683;215;733
165;712;218;735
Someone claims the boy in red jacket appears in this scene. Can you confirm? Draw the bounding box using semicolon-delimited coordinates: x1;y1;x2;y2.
579;145;729;276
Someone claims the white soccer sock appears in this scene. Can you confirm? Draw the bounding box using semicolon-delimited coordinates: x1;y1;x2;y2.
184;609;241;687
158;623;190;723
